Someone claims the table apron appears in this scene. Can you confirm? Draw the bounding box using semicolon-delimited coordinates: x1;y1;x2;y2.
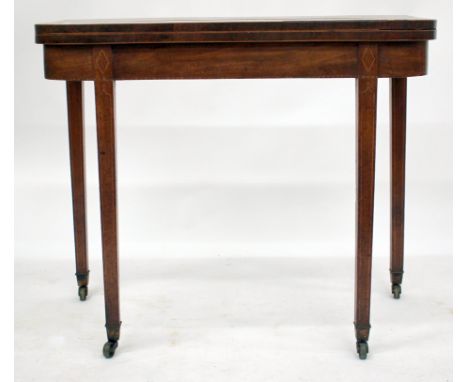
43;41;427;81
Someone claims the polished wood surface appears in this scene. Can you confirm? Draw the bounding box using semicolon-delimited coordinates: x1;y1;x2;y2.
43;41;428;81
35;17;437;360
36;17;436;44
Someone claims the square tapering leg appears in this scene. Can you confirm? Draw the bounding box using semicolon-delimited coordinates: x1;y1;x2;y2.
354;74;377;360
95;78;121;358
390;78;407;299
66;81;89;301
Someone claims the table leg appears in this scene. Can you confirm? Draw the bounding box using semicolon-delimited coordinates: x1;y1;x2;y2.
66;81;89;301
354;75;377;360
95;79;121;358
390;78;407;299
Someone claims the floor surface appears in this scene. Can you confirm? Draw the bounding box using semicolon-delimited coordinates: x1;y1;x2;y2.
15;255;452;382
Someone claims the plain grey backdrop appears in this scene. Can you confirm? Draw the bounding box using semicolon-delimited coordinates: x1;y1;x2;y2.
15;1;452;381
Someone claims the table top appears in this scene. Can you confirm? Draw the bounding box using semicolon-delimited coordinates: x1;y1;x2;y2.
35;16;436;45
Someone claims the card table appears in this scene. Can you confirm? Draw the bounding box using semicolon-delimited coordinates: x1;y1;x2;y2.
35;17;437;359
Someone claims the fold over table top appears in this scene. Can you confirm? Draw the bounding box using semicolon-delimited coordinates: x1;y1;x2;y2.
35;16;436;44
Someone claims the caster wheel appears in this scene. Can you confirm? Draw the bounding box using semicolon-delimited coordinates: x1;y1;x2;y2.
78;286;88;301
392;283;401;299
103;340;118;358
356;340;368;360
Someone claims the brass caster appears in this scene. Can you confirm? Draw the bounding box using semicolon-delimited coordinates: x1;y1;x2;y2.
356;340;368;360
78;286;88;301
103;340;118;358
392;283;402;299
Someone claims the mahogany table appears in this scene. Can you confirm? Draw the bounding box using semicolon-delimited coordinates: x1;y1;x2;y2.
35;17;437;360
